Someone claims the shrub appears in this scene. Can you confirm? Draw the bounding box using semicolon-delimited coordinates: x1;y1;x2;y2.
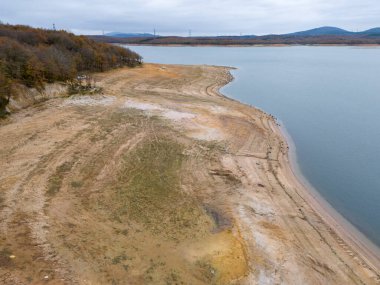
0;23;143;115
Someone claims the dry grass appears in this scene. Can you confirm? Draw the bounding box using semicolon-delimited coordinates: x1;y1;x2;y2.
0;248;13;268
103;135;212;239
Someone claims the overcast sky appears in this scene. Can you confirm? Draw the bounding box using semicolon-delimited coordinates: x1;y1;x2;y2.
1;0;379;36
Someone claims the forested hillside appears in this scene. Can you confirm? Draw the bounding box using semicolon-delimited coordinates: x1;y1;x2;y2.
0;24;142;116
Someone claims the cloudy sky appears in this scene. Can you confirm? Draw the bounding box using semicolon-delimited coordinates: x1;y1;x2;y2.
1;0;379;36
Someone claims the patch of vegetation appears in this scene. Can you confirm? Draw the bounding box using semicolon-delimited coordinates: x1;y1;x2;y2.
116;137;183;219
195;260;217;283
108;136;211;238
0;72;11;117
70;180;83;188
0;193;4;209
165;270;184;285
0;248;13;267
114;228;129;236
67;75;103;95
143;259;167;283
112;253;129;264
0;23;142;115
199;140;227;153
47;161;74;196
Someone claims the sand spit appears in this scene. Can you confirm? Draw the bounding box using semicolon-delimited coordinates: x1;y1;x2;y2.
0;64;379;284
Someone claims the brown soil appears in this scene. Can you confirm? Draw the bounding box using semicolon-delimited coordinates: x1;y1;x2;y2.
0;64;379;284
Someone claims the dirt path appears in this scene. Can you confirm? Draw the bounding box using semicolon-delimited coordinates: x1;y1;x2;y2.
0;64;378;284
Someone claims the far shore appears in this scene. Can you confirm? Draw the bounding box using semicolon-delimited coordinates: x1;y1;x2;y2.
122;43;380;47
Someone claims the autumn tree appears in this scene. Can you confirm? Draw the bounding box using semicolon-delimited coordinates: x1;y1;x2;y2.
0;23;142;115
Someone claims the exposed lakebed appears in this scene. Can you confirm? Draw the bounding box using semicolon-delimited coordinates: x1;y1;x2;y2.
126;45;380;248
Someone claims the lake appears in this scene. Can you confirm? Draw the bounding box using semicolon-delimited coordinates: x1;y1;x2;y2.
125;45;380;248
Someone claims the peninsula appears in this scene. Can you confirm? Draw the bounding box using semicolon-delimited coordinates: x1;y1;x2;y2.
0;63;379;284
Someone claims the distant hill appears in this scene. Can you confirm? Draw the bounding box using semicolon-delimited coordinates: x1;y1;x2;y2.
217;35;257;39
105;32;155;38
105;32;257;39
359;28;380;36
103;27;380;39
286;26;380;37
287;26;353;36
88;26;380;46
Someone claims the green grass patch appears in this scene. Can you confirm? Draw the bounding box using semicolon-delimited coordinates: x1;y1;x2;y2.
112;253;129;264
70;180;83;188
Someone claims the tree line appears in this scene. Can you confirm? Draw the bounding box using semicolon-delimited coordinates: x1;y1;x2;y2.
0;24;142;116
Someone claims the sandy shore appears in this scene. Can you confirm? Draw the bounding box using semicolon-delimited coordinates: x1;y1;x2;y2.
277;123;380;271
213;66;380;283
0;63;379;284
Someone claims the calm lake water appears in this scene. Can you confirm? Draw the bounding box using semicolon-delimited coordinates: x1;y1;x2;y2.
126;45;380;248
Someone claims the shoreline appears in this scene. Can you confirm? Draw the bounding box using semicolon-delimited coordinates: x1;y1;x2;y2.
1;62;379;283
213;65;380;274
274;120;380;272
